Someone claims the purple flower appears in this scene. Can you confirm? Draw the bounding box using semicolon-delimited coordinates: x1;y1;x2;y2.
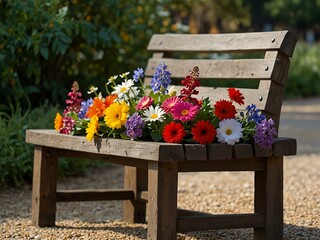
125;113;144;140
246;104;266;123
78;98;93;119
133;67;144;82
254;118;277;149
150;62;171;93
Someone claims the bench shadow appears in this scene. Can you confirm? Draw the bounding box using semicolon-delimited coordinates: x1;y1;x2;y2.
55;223;320;239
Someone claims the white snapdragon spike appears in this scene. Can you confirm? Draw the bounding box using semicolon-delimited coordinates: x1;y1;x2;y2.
107;75;118;85
143;105;166;122
120;72;130;78
168;85;177;96
87;85;98;94
217;118;243;145
112;79;135;99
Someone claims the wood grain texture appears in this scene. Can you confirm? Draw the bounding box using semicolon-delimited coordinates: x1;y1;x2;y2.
32;146;58;227
254;156;284;240
147;162;178;240
123;167;147;223
147;31;297;57
26;130;185;162
145;58;278;80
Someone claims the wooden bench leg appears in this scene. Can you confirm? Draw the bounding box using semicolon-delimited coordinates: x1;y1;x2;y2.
254;156;284;240
147;161;178;240
123;166;147;223
32;146;58;226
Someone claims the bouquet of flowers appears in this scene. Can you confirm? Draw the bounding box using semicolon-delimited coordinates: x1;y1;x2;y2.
54;63;277;149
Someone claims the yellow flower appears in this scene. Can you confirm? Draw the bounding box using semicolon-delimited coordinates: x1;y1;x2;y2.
54;113;63;131
104;101;129;129
86;115;99;141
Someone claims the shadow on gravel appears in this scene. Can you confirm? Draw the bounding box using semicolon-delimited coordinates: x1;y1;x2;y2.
54;222;320;240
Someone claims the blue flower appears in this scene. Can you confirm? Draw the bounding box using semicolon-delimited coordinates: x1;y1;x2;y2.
133;67;144;82
78;98;93;119
246;104;266;123
150;62;172;92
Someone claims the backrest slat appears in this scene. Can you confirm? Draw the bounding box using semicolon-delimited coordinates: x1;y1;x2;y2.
147;31;297;57
145;31;297;132
145;58;280;80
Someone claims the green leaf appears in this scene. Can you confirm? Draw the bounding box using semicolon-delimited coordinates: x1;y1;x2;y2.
150;130;162;142
40;46;49;60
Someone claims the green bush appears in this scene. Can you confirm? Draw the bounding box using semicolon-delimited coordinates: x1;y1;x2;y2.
0;104;96;188
286;42;320;98
0;0;184;111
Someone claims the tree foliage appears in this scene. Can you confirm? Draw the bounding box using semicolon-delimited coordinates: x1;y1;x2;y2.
0;0;184;110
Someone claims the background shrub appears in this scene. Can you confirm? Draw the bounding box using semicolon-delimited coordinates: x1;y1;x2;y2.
286;43;320;97
0;104;97;188
0;0;185;111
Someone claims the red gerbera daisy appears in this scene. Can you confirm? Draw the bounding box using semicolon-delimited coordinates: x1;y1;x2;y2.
228;87;245;105
191;120;216;144
162;122;186;143
214;100;237;120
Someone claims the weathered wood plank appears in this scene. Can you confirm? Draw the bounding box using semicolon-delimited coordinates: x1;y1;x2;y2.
184;144;207;161
254;156;284;239
145;58;278;80
123;167;147;223
178;158;265;172
26;130;185;162
254;143;273;157
56;189;134;202
147;31;297;57
177;213;264;232
148;162;178;240
32;146;58;227
143;86;268;113
207;144;232;160
272;137;297;156
233;144;254;159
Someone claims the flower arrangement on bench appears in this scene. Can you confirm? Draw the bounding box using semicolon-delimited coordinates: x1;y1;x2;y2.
54;63;276;149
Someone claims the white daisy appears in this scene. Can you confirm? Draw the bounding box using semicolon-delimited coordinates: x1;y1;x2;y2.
112;79;135;99
143;105;166;122
216;119;243;145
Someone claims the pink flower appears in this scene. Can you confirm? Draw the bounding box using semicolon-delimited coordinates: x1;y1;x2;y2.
161;96;182;114
171;101;200;122
136;96;154;110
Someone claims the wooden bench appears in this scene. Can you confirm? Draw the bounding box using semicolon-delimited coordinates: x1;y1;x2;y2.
26;30;297;240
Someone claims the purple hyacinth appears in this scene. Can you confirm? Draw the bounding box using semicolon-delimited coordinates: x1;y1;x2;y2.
246;104;266;123
133;67;144;82
254;118;277;149
125;113;144;140
150;62;172;93
78;98;93;119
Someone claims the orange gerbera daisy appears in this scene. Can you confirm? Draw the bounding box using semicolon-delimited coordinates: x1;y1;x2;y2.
86;97;106;118
54;112;63;131
104;94;117;108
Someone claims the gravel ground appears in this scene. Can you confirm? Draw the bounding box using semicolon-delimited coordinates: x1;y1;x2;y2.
1;98;320;240
1;154;320;240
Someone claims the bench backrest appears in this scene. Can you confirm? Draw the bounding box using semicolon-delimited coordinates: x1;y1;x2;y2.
144;31;297;133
